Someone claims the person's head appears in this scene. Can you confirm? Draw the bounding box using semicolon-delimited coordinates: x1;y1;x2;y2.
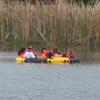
41;48;47;53
27;45;33;51
43;50;48;54
67;49;75;55
53;47;58;52
18;47;26;55
53;47;60;54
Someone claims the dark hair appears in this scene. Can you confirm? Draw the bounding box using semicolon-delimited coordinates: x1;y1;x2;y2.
46;52;53;58
18;47;26;56
53;47;60;54
41;48;46;53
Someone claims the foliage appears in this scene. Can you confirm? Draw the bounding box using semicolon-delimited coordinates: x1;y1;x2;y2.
0;0;100;46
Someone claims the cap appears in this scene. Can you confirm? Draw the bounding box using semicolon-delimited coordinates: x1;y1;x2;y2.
28;45;33;49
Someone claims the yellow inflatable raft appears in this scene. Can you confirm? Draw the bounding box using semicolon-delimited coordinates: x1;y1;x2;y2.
16;57;70;64
47;57;70;64
16;57;25;63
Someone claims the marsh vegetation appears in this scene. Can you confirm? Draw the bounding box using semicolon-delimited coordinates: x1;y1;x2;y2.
0;0;100;47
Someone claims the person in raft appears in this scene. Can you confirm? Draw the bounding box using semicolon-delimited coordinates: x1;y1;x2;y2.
18;47;26;58
25;46;36;62
52;47;62;58
66;49;79;63
41;48;49;59
66;49;75;59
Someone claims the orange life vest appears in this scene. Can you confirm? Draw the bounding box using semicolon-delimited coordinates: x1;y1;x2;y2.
41;54;47;59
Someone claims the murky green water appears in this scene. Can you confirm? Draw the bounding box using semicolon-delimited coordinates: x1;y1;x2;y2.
0;46;100;100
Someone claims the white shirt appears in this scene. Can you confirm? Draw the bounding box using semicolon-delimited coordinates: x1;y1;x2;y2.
25;51;35;59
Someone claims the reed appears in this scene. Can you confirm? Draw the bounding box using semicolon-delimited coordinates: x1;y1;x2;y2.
0;0;100;46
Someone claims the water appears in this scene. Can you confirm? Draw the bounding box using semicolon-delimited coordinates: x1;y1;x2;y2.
0;49;100;100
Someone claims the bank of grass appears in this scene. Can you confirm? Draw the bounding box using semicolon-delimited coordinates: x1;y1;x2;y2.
0;0;100;46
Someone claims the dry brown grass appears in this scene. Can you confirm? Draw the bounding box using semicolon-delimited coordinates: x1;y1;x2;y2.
0;0;100;45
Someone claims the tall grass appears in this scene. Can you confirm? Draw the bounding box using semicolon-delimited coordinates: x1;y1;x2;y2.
0;0;100;46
